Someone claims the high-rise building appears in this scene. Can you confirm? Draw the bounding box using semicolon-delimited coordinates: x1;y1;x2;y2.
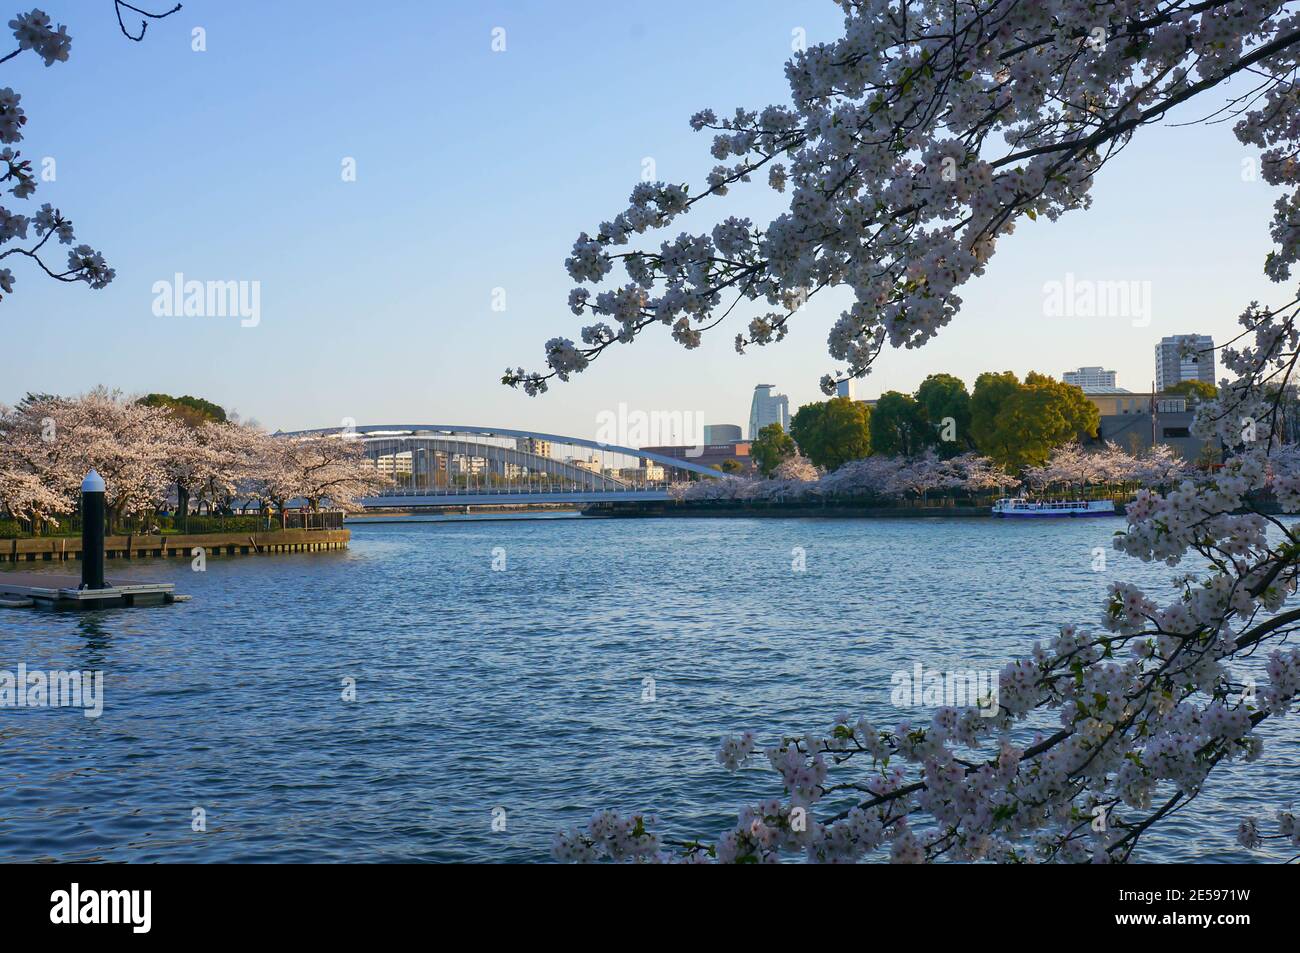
703;424;742;444
1063;366;1117;390
1155;335;1215;392
748;384;790;439
835;379;856;401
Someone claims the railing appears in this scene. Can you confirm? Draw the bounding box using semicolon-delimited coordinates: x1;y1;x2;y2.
373;480;674;497
272;512;345;531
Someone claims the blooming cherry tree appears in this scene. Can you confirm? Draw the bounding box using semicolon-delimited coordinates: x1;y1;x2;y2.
279;434;390;514
0;453;67;523
0;390;387;529
540;1;1300;862
1026;441;1188;492
772;455;819;483
23;388;180;525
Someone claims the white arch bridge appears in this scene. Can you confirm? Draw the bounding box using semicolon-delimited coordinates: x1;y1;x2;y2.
282;425;721;508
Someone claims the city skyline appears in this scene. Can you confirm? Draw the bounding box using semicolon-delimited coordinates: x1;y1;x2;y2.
0;0;1280;441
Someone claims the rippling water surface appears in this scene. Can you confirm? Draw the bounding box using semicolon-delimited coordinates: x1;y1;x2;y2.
1;515;1295;862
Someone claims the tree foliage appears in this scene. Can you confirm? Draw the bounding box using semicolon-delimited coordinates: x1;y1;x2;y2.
915;373;973;456
749;421;796;476
137;393;228;427
790;397;872;470
869;390;933;458
1164;379;1218;401
970;371;1099;471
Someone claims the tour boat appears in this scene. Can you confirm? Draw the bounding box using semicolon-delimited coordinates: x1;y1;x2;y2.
991;497;1116;518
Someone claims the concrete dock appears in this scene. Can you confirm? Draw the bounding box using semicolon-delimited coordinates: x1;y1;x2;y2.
0;572;184;610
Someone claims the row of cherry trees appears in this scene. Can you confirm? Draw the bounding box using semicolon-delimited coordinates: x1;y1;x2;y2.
672;442;1185;504
0;389;387;531
1023;442;1187;492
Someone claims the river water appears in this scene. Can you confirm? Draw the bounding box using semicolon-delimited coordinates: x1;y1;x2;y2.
1;515;1295;862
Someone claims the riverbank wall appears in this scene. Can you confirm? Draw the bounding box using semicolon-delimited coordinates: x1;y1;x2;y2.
581;500;1128;519
583;500;997;518
585;497;1296;519
0;528;349;564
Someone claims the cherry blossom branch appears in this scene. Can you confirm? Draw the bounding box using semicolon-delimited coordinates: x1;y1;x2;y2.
113;1;182;42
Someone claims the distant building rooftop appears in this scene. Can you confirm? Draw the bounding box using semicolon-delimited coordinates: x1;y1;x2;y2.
1081;386;1133;395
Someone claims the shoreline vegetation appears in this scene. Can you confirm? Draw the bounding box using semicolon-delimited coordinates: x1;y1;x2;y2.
663;440;1189;514
0;389;387;543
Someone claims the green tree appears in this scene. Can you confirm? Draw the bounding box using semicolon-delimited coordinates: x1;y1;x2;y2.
789;397;872;470
870;390;933;458
1164;379;1217;401
137;393;228;427
969;371;1022;465
719;458;744;474
970;371;1099;471
749;422;796;477
915;373;972;456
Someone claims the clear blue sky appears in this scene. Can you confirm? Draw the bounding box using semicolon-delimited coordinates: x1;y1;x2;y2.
2;0;1284;438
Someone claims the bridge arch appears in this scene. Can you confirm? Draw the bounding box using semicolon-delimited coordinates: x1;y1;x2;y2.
278;424;721;506
280;425;724;478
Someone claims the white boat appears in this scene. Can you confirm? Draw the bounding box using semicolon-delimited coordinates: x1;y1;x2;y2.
991;497;1115;518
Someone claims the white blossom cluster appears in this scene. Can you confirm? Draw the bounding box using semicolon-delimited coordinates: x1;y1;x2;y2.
715;729;757;770
668;443;1187;506
8;9;69;65
1025;442;1185;490
510;0;1298;395
551;810;663;863
0;9;112;302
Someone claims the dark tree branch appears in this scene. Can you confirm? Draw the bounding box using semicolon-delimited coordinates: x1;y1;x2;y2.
114;1;182;42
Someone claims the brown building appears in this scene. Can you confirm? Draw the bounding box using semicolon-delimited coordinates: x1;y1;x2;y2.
1080;388;1207;460
1083;389;1149;416
641;441;754;473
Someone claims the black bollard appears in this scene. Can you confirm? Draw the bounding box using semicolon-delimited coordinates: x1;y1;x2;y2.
80;469;106;590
